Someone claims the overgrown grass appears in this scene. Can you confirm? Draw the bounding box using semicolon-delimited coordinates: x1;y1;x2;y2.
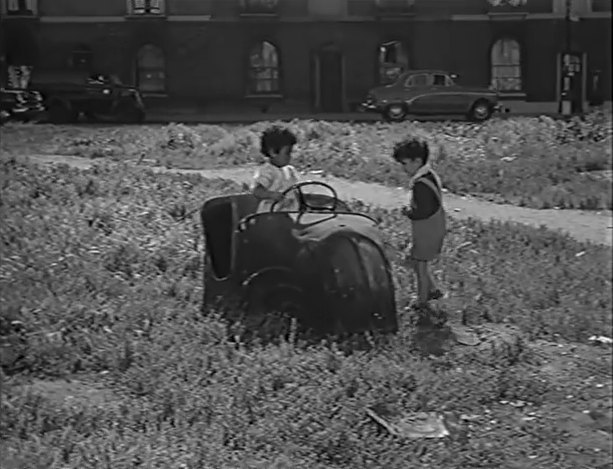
1;159;611;468
1;111;612;210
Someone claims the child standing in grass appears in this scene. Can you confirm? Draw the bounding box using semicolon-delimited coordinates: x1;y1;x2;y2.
392;137;447;327
251;126;301;213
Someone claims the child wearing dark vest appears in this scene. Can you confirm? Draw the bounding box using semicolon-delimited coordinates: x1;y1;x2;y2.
392;138;447;327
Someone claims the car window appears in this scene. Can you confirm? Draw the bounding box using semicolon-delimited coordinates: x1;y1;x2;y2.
404;73;430;87
433;74;448;86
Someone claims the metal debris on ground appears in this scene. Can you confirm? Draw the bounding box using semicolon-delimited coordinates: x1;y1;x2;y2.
588;335;613;346
450;325;480;346
366;408;450;439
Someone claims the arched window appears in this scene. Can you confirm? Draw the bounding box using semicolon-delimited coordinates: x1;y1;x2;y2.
136;44;165;93
378;41;409;84
248;41;280;95
490;38;522;92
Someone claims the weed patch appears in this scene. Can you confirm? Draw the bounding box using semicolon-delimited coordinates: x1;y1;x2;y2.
1;111;612;210
1;159;611;467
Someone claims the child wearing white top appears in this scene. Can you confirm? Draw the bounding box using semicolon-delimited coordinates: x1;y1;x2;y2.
251;126;300;213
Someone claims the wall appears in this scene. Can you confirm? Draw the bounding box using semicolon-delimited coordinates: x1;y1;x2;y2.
2;0;611;104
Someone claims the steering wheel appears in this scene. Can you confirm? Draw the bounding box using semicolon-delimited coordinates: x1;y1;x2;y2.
270;181;339;213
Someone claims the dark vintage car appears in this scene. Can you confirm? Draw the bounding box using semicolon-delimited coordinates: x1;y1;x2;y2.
360;69;502;122
29;70;145;124
201;181;398;339
0;87;45;125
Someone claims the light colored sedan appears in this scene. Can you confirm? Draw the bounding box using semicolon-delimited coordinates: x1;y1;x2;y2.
360;69;502;122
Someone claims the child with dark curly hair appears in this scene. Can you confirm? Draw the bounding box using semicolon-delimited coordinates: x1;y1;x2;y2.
392;137;447;326
251;126;300;213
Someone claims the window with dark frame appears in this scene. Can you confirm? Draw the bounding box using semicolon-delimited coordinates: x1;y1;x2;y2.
433;74;448;86
404;73;430;87
248;41;280;95
592;0;612;12
491;38;522;92
6;0;35;15
131;0;163;15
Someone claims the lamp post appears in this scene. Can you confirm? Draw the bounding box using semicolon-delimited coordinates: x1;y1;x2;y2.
559;0;573;116
565;0;572;54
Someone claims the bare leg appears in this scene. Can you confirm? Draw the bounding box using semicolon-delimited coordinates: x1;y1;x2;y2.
426;265;437;293
410;259;420;298
416;261;430;305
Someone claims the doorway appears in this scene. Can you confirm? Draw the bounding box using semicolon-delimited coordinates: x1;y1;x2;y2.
135;44;166;94
313;45;344;112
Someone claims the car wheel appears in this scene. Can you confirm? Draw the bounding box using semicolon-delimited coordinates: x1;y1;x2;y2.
383;103;408;122
48;101;77;124
468;100;492;122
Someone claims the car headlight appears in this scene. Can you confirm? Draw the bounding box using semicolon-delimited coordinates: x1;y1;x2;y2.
103;89;111;95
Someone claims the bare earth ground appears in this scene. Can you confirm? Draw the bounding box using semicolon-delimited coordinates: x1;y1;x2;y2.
2;152;612;468
10;152;613;246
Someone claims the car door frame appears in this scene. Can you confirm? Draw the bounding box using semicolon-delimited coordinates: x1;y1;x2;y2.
402;72;434;114
424;73;460;114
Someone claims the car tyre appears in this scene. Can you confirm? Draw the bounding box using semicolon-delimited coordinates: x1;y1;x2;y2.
383;103;408;122
468;100;492;122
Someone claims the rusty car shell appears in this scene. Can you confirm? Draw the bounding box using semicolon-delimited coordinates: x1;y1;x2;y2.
200;186;398;336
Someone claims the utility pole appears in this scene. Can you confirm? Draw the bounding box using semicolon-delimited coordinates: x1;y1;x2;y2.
560;0;573;116
565;0;572;56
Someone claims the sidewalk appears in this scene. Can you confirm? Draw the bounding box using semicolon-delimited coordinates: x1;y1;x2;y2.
144;109;383;124
141;100;613;124
14;153;613;246
142;109;559;124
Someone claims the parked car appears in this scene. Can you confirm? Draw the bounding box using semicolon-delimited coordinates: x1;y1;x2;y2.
201;181;398;339
0;87;45;125
28;70;145;124
360;69;502;122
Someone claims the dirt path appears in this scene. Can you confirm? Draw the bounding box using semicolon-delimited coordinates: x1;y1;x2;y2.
11;153;613;246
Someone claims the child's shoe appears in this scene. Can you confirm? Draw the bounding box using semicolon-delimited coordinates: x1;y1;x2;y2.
428;289;444;301
431;305;448;328
413;303;447;328
413;303;435;327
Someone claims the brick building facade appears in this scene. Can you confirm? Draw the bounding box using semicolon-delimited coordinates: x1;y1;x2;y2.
1;0;611;112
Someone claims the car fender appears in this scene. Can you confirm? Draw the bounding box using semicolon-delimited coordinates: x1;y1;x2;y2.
466;95;494;113
240;266;307;316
